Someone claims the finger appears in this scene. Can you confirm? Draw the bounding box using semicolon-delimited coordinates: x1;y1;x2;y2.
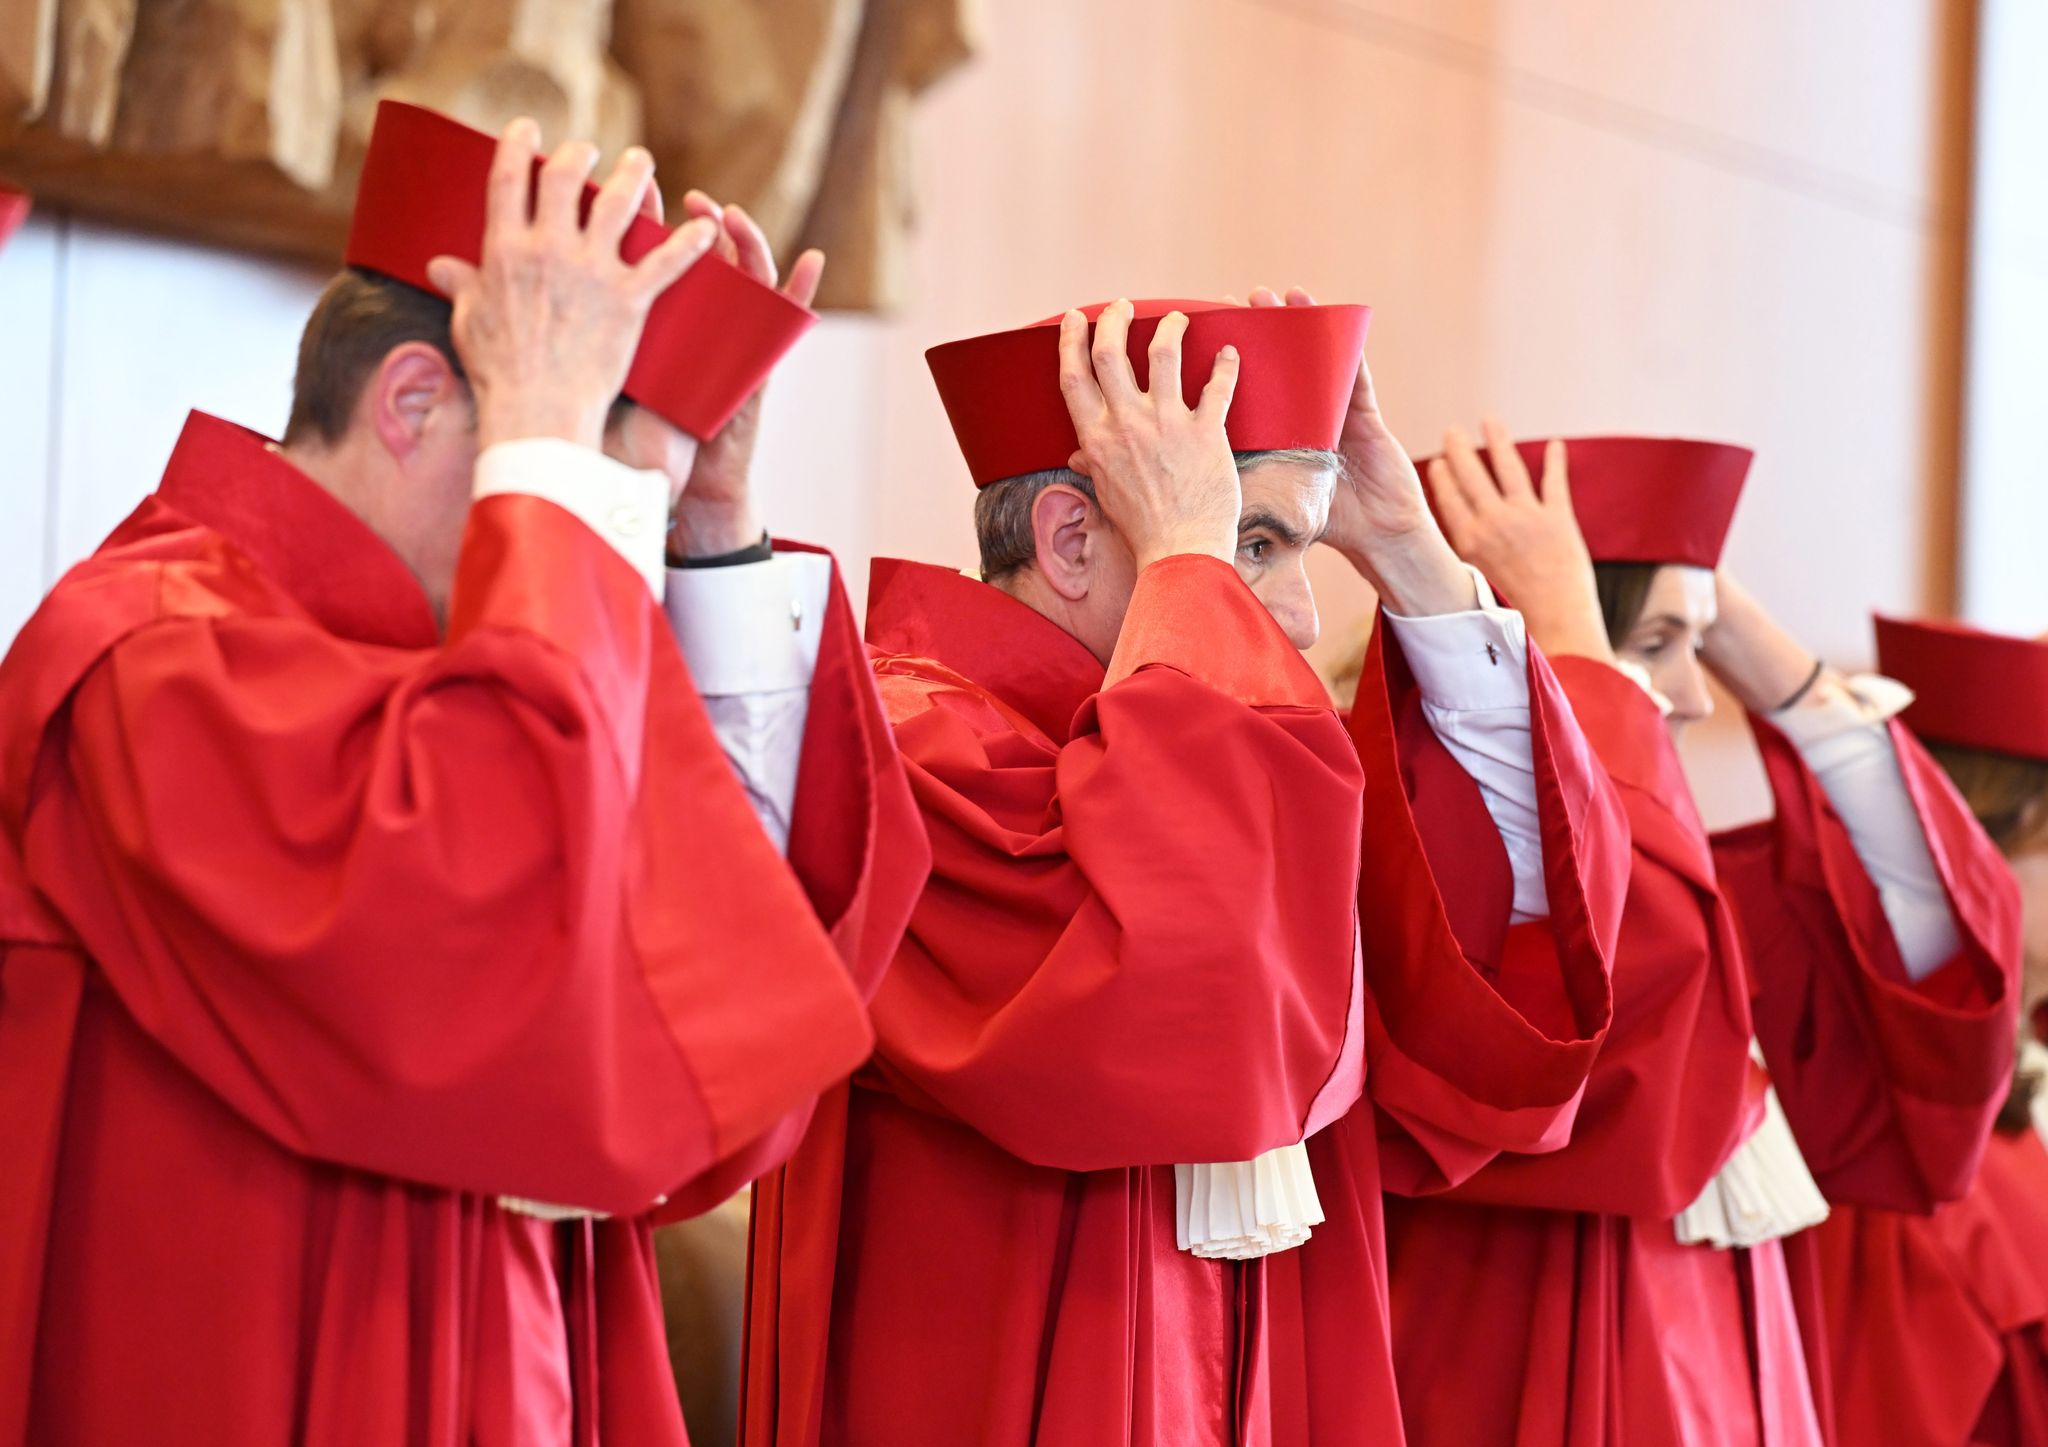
1284;286;1317;306
784;248;825;309
1221;293;1242;306
1539;437;1574;513
1066;448;1094;478
627;216;719;300
1147;310;1189;408
484;118;541;245
1090;299;1141;404
1351;350;1383;413
680;189;722;223
722;203;778;287
1439;424;1499;514
424;255;480;300
1481;414;1535;498
1247;285;1282;308
638;178;665;225
1426;458;1475;547
535;140;600;236
1057;309;1106;421
1194;343;1241;426
585;146;655;251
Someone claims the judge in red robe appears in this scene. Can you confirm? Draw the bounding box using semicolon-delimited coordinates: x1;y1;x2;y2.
0;109;925;1447
1394;428;2021;1447
1799;615;2048;1447
741;297;1626;1446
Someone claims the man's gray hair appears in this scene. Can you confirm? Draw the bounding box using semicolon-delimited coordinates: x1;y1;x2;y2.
973;447;1343;581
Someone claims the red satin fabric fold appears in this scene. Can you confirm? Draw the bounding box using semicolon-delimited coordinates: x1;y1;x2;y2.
1263;632;1627;1447
742;557;1364;1446
1381;656;2020;1447
1714;714;2022;1214
1805;1126;2048;1447
0;415;911;1445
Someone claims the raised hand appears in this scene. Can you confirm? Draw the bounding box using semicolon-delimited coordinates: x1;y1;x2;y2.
1427;419;1614;662
665;190;826;556
425;119;717;453
1057;300;1241;571
1243;285;1471;615
1698;570;1827;713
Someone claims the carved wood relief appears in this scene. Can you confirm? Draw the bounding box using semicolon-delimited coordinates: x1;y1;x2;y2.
0;0;977;308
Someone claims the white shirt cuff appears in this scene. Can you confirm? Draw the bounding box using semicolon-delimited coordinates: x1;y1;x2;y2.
1382;567;1533;712
472;438;669;601
1770;673;1915;764
662;552;832;696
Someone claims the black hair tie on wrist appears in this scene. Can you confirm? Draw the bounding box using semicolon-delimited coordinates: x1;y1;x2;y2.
671;531;774;569
1774;657;1826;713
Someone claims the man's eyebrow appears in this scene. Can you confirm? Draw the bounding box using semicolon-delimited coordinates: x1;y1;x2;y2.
1237;508;1312;548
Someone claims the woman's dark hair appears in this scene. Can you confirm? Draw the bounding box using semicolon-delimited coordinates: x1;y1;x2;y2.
1926;742;2048;856
1593;561;1663;649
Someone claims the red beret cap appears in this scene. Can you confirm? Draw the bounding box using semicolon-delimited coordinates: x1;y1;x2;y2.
345;101;815;439
926;298;1370;486
1419;435;1753;570
1875;614;2048;761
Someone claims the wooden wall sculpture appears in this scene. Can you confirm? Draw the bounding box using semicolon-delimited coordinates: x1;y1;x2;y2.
0;0;977;308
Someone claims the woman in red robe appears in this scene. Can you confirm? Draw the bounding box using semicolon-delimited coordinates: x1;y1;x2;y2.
1801;616;2048;1447
1375;425;2022;1447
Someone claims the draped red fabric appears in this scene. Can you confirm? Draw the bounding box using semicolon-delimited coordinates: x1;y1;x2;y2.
1262;634;1627;1447
743;555;1366;1446
1802;1126;2048;1447
1383;657;2019;1447
1735;713;2028;1447
1714;714;2021;1214
0;413;922;1446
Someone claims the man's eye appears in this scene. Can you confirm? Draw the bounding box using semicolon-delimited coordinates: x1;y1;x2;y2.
1637;638;1668;658
1241;538;1271;562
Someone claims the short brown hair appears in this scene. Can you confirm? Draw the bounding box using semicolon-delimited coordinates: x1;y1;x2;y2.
284;269;463;446
974;448;1342;582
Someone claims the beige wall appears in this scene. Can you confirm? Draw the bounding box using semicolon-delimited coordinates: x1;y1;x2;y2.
0;0;1975;825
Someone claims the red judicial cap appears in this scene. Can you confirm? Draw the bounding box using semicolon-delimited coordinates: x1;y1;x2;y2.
1443;436;1754;569
1874;615;2048;761
926;299;1371;486
0;183;30;252
345;101;816;439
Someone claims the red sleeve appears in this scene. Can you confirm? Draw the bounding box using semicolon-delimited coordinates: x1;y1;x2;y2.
1425;656;1761;1215
1349;632;1625;1195
653;546;930;1225
16;496;876;1215
865;555;1364;1171
1713;713;2023;1212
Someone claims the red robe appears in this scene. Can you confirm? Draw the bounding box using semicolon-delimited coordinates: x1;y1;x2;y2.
1262;613;1630;1447
0;412;927;1447
1806;1122;2048;1447
1384;657;2020;1447
741;558;1624;1446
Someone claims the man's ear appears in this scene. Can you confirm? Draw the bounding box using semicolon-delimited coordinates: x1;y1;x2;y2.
366;342;466;462
1031;483;1097;602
